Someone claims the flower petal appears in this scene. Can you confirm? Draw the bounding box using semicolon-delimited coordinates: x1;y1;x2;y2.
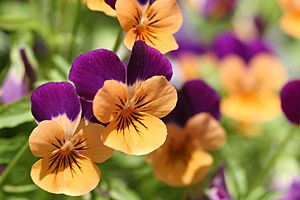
149;148;213;186
124;29;179;54
132;76;177;118
93;80;129;124
69;49;126;100
31;82;81;136
221;93;281;124
72;121;114;163
171;80;220;126
31;155;100;196
280;80;300;125
185;113;226;150
145;0;183;33
101;112;167;155
29;120;66;157
127;40;173;85
115;0;140;32
280;12;300;38
86;0;116;16
250;53;286;91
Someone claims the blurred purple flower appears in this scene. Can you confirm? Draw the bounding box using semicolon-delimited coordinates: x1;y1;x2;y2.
280;80;300;125
164;79;220;126
201;0;236;19
208;165;232;200
212;32;271;62
280;180;300;200
0;48;36;104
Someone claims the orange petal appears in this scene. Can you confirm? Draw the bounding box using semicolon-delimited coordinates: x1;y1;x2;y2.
250;53;286;91
29;120;66;157
149;148;213;186
93;80;129;124
145;0;183;33
31;155;100;196
280;12;300;38
72;121;114;163
185;113;226;150
220;55;247;94
115;0;140;32
221;93;281;124
132;76;177;118
86;0;116;16
124;29;179;53
101;112;167;155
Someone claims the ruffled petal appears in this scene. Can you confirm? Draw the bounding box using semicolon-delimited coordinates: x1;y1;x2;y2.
101;112;167;155
31;82;81;136
72;121;114;163
30;155;100;196
127;40;173;85
185;113;226;150
86;0;116;16
93;80;129;124
29;120;66;157
132;76;177;118
69;49;126;101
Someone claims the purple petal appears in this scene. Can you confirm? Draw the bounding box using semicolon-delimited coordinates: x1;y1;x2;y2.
80;98;98;123
127;40;173;85
171;80;220;126
69;49;126;100
31;82;81;122
1;69;28;104
212;32;246;60
245;38;271;61
20;48;36;89
280;80;300;125
104;0;116;9
280;180;300;200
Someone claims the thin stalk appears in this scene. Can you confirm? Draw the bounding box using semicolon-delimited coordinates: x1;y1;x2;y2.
246;127;298;198
68;0;82;61
0;141;29;187
112;28;123;53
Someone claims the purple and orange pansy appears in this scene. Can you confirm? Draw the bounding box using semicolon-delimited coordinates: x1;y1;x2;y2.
69;40;177;155
213;32;287;134
29;82;114;196
147;80;226;186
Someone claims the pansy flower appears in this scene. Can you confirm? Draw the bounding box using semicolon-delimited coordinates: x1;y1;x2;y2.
147;80;226;186
0;48;36;104
69;40;177;155
29;82;114;196
85;0;116;16
115;0;183;53
278;0;300;38
280;80;300;125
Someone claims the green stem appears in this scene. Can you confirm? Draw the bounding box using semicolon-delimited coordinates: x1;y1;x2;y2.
0;141;29;187
246;127;298;198
68;0;82;61
112;28;123;53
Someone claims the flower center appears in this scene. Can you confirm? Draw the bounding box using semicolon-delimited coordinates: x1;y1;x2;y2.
47;137;87;175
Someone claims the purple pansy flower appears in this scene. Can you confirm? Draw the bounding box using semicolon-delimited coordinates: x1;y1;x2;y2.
69;40;178;155
280;80;300;125
208;165;233;200
280;180;300;200
165;79;221;126
212;32;271;62
0;48;36;104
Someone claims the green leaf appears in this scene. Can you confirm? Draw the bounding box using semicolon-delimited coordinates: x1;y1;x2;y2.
109;179;141;200
0;97;33;129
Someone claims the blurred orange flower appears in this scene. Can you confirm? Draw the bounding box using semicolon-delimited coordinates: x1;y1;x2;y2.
116;0;183;53
85;0;116;16
278;0;300;38
220;53;286;134
147;113;226;186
